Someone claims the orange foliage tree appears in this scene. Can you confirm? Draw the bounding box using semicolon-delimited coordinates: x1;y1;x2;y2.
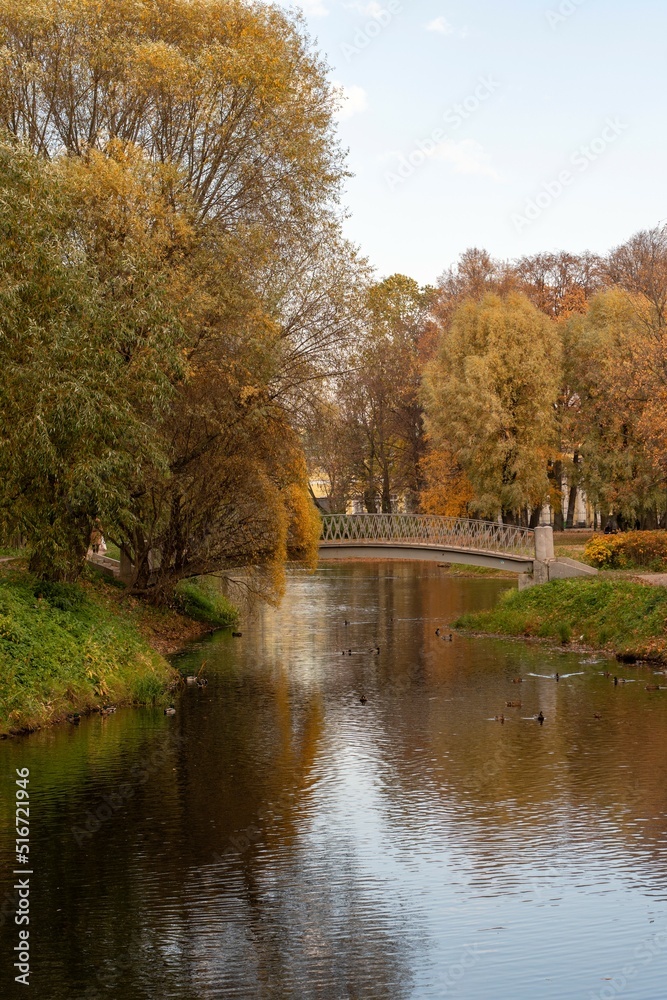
419;447;474;518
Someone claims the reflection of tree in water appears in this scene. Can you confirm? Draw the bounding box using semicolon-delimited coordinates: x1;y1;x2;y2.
348;571;667;906
187;647;415;999
5;564;667;998
192;845;415;999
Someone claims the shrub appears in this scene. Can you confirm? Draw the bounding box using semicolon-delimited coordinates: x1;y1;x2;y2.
584;531;667;571
33;580;85;611
618;531;667;570
584;534;620;568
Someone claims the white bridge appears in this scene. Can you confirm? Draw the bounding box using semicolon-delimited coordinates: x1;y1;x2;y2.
319;514;596;585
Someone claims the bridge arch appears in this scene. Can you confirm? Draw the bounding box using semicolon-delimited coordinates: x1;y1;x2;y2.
318;514;536;573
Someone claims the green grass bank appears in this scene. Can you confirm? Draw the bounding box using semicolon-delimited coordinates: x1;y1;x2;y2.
0;563;238;736
454;578;667;663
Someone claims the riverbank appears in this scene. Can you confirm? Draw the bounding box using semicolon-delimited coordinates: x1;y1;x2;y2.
453;577;667;663
0;562;238;736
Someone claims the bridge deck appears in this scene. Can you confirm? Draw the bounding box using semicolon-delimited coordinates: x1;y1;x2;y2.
318;540;534;573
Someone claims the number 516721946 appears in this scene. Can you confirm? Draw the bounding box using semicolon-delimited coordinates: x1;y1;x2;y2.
15;768;30;863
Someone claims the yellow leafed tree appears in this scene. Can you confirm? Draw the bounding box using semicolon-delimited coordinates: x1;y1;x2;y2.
0;0;361;594
423;293;562;524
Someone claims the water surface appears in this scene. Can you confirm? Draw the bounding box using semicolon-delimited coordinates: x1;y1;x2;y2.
1;563;667;999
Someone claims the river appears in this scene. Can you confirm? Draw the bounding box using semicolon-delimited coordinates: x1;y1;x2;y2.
1;562;667;999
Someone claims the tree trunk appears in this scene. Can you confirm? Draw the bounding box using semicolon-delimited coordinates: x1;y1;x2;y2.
641;510;657;530
550;459;564;531
565;452;580;528
381;461;392;513
565;484;578;528
28;518;90;582
529;506;543;529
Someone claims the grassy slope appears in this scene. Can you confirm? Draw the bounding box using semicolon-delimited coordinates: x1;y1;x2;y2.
0;563;236;735
454;578;667;662
174;579;239;628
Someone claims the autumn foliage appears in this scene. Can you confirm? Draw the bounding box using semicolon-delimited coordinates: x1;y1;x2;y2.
416;231;667;529
2;0;667;591
584;532;667;571
306;230;667;530
419;447;474;518
423;293;561;523
0;0;363;597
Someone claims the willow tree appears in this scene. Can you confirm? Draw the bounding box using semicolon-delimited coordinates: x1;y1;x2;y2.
114;223;325;600
423;293;561;524
0;0;362;595
0;140;184;580
564;289;667;527
0;0;342;227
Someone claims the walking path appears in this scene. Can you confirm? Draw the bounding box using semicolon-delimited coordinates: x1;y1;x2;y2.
635;573;667;587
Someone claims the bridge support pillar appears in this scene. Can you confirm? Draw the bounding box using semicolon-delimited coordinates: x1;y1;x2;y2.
520;527;554;589
519;559;549;589
534;525;555;562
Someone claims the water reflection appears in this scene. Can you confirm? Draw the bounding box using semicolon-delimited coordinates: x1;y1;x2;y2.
1;563;667;999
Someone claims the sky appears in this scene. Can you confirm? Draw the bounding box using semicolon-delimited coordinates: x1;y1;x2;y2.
278;0;667;285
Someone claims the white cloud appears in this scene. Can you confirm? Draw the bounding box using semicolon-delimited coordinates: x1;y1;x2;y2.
299;0;329;16
431;139;501;180
426;15;454;35
334;83;369;120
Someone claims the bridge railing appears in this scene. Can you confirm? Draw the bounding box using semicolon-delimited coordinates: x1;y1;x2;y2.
320;514;535;558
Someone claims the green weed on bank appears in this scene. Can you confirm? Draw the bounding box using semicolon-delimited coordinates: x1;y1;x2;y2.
174;578;239;628
0;572;175;735
454;578;667;662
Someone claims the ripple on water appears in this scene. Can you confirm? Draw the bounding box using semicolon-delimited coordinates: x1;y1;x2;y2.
1;564;667;999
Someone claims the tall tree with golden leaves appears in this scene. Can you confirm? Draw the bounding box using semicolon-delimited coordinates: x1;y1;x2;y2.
0;0;363;594
423;293;561;524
